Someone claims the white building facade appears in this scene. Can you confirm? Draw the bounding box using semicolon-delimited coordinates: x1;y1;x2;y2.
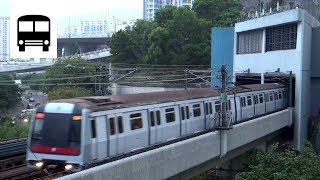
0;17;10;61
233;8;320;150
143;0;194;21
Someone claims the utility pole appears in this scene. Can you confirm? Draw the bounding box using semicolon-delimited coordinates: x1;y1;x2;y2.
185;69;188;90
221;64;227;127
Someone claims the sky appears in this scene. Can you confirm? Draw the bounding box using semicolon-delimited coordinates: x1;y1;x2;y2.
0;0;143;22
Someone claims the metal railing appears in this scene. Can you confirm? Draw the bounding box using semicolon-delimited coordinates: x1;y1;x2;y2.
58;33;111;39
62;48;112;59
239;0;320;22
0;138;27;159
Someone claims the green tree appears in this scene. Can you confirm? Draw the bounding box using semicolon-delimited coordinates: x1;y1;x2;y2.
0;75;20;111
193;0;242;27
18;73;45;91
45;56;97;93
235;141;320;180
0;119;29;140
48;86;92;100
110;20;156;64
148;7;211;65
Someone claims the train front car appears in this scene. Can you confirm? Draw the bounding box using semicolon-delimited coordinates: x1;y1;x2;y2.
26;103;85;171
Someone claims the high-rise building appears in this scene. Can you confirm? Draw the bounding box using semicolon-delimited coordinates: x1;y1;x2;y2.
0;17;10;61
143;0;194;21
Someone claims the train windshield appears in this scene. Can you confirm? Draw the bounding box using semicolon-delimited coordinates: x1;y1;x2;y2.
31;113;81;156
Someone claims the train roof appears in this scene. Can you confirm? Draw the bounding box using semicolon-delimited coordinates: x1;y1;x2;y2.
52;83;286;112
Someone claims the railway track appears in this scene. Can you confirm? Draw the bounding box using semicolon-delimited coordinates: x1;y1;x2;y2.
0;165;43;180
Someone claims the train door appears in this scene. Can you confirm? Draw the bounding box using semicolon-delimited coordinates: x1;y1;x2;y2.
180;104;191;135
190;102;205;133
90;118;98;160
126;110;148;151
95;116;107;159
161;106;180;140
107;113;125;156
204;101;214;129
149;108;163;144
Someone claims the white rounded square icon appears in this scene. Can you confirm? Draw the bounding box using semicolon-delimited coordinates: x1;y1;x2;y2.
10;9;57;58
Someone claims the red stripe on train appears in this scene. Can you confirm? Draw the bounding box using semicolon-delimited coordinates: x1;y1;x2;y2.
31;145;80;156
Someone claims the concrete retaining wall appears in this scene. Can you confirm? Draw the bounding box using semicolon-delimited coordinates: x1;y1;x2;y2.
59;109;291;180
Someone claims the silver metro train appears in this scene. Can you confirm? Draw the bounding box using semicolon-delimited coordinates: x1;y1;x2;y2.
26;83;288;170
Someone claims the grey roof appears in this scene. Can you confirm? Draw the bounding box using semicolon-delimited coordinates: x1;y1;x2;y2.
52;83;286;112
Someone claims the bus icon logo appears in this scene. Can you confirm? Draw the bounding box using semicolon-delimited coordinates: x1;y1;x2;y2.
17;15;50;52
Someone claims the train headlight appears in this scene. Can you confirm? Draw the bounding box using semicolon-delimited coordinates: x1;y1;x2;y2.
44;40;49;45
24;118;28;123
35;162;44;167
65;164;73;170
19;40;24;45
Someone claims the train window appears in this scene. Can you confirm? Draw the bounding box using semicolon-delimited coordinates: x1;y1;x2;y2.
150;111;155;126
215;101;221;112
241;97;246;107
227;100;231;110
269;93;274;101
32;119;44;139
193;104;201;117
186;106;190;119
118;117;123;133
247;96;252;106
91;120;96;138
130;113;143;130
259;94;264;103
279;91;282;99
209;102;213;114
165;108;176;123
205;103;209;115
265;94;269;102
109;118;115;135
254;95;259;104
70;120;81;142
156;110;161;125
274;92;279;100
283;91;287;99
181;107;185;120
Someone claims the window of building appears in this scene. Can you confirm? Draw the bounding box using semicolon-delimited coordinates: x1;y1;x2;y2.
193;104;201;117
266;23;297;51
130;113;143;130
165;108;175;123
237;29;263;54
